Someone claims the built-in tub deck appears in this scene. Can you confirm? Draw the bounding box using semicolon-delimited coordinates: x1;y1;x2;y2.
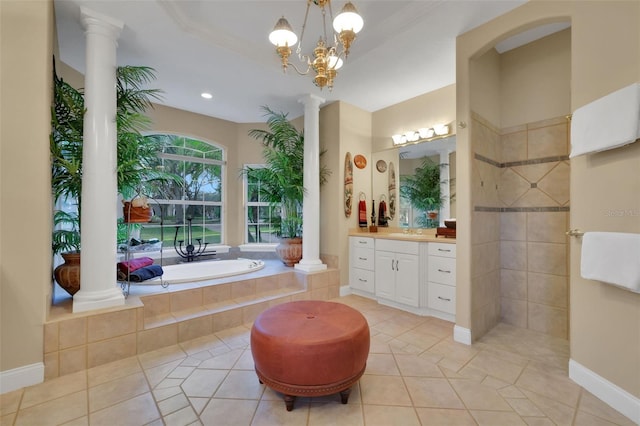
44;260;340;381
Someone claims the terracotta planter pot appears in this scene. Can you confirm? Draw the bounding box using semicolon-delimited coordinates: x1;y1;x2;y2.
54;251;81;296
275;237;303;267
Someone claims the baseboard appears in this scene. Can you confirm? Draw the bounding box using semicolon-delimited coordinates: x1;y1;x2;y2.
339;285;352;297
569;359;640;424
453;325;472;345
0;363;44;394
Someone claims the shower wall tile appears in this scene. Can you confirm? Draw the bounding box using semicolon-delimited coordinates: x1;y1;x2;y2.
537;162;570;205
511;188;557;208
501;130;527;163
528;302;567;338
501;297;528;329
499;169;530;206
511;162;555;183
88;309;136;343
527;123;568;159
500;212;526;241
472;211;500;244
472;242;500;278
528;272;568;309
527;116;567;130
500;269;527;300
527;212;568;243
527;242;567;276
500;241;526;271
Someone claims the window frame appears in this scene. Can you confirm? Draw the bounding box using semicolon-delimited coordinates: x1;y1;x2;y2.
243;163;279;248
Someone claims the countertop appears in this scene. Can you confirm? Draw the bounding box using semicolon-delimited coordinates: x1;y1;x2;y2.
348;227;456;244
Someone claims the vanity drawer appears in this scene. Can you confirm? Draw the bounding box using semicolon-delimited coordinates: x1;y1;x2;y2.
428;242;456;258
350;268;375;293
350;236;375;249
428;256;456;285
352;247;375;270
428;282;456;314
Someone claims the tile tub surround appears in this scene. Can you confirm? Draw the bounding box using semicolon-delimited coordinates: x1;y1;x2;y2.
7;296;635;426
43;263;340;381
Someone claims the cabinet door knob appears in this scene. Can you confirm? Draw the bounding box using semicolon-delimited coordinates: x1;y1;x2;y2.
391;259;395;271
438;296;451;302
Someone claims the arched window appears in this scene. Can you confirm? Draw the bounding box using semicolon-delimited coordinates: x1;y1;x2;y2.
140;134;225;248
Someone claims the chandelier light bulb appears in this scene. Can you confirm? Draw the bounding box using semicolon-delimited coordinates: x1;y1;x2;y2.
269;16;298;47
328;54;344;70
333;2;364;34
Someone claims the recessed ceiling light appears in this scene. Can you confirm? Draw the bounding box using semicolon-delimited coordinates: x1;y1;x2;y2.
201;92;213;99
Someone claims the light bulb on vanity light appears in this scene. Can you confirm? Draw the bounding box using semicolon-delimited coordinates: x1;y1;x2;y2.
433;124;450;136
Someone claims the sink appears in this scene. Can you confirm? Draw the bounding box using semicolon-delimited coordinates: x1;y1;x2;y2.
387;233;426;238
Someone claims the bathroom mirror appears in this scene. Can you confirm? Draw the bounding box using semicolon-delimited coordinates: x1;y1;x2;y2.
371;136;456;228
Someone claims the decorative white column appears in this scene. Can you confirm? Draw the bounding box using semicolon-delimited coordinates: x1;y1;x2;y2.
73;8;125;313
295;94;327;272
439;150;451;226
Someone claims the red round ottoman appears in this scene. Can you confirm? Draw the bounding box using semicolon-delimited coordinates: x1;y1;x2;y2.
250;300;370;411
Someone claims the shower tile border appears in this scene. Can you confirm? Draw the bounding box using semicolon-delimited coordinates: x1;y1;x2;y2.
474;153;569;168
475;206;570;213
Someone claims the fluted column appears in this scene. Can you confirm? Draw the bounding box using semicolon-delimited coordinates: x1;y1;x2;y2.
73;8;125;313
295;94;327;272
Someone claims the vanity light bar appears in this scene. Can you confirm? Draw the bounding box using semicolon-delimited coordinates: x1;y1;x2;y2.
391;123;450;146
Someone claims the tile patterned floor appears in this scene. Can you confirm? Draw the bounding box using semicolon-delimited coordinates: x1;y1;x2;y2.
1;295;634;426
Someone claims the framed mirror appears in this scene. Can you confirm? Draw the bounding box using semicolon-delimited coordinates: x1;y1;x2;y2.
372;136;456;229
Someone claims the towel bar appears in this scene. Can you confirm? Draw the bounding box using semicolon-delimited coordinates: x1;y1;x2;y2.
566;229;585;237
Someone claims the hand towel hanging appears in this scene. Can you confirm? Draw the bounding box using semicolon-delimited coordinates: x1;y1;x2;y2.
358;193;367;228
378;200;388;226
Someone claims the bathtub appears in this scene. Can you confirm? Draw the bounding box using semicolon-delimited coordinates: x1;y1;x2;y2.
144;258;265;284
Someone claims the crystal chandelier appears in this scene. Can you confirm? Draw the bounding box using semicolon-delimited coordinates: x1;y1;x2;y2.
269;0;364;90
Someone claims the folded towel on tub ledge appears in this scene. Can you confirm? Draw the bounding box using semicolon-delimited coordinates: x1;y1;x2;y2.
581;232;640;293
129;265;164;282
117;256;154;274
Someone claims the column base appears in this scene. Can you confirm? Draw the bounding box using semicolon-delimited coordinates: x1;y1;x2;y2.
73;287;125;313
294;259;327;273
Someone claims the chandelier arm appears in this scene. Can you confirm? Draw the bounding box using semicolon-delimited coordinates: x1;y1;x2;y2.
288;61;313;76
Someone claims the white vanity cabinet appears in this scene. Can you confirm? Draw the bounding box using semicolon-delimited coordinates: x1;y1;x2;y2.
427;242;457;320
374;239;422;307
349;236;375;296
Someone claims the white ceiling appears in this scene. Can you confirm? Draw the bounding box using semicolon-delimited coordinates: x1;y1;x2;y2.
54;0;534;124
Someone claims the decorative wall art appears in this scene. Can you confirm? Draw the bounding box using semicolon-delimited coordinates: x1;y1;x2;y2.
376;159;387;173
344;152;353;217
354;154;367;169
388;161;396;219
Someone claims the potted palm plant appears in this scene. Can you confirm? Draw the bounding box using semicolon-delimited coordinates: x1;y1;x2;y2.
400;157;448;228
244;106;329;266
51;61;179;295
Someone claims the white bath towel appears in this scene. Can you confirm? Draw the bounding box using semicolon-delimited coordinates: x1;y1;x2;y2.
570;82;640;158
581;232;640;293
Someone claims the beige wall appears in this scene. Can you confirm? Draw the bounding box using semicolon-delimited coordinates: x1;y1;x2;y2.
457;0;639;403
1;0;54;374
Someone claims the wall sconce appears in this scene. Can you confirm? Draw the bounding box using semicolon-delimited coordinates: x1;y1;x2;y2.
391;123;451;146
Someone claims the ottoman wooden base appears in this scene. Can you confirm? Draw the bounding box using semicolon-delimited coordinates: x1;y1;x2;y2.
250;300;370;411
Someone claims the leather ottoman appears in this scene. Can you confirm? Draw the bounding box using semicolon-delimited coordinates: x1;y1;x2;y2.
250;300;370;411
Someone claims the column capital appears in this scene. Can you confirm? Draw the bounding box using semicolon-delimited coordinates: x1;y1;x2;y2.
80;7;124;40
298;94;325;110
